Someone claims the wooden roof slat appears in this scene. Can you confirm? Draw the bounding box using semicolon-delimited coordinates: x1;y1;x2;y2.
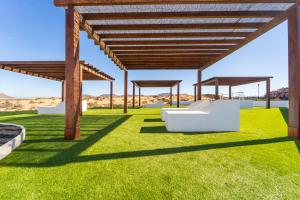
54;0;296;6
99;32;251;39
113;50;227;54
83;11;281;21
92;23;265;31
109;45;232;50
104;39;241;46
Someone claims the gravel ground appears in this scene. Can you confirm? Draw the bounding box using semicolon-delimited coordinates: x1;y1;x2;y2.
0;124;22;145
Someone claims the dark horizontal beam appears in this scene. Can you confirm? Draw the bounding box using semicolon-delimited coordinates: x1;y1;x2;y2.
54;0;296;6
83;11;280;20
105;39;240;45
99;32;250;39
110;45;232;50
92;23;264;31
113;50;227;54
115;51;225;55
118;56;214;59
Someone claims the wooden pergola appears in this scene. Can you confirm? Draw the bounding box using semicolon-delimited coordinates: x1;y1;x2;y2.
53;0;300;140
193;76;273;108
0;61;115;138
131;80;182;108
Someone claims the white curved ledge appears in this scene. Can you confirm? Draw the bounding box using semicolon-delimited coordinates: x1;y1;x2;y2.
0;123;25;160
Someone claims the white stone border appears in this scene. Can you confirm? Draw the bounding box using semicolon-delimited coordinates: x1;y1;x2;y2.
0;123;26;160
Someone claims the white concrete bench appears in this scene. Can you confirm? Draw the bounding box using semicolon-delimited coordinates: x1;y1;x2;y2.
165;100;240;132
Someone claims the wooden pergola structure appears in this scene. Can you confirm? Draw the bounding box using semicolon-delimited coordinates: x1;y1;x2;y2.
131;80;182;108
0;61;115;139
193;76;273;108
53;0;300;140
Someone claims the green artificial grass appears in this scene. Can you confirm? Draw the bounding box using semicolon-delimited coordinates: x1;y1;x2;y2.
0;108;299;199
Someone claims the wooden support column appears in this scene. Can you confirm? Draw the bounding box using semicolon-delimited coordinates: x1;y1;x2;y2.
229;85;232;99
110;81;113;109
197;69;202;100
177;83;180;108
215;79;219;100
288;4;300;139
194;85;197;102
79;66;83;116
65;6;80;140
266;79;271;109
170;87;173;106
61;81;65;102
138;87;141;107
132;82;136;108
124;70;128;113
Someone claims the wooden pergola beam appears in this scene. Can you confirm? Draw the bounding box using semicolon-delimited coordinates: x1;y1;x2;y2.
79;14;126;70
113;50;227;54
105;40;240;46
109;45;232;51
127;66;202;70
54;0;296;6
92;23;264;31
84;11;281;21
100;32;251;39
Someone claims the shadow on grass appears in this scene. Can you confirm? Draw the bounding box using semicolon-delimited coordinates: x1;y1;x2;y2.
144;118;163;122
140;126;232;135
278;108;300;152
76;137;291;162
279;107;288;125
0;114;131;167
0;110;36;117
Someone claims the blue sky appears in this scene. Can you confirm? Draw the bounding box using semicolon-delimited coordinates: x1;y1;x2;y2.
0;0;288;98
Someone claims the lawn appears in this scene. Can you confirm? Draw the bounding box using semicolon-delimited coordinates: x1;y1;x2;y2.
0;108;299;199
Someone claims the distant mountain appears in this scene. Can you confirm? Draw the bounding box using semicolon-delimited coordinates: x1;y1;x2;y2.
0;93;14;99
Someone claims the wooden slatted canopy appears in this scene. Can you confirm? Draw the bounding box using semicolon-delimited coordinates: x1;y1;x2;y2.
53;1;300;140
0;61;114;81
193;76;273;86
131;80;182;108
54;0;295;70
132;80;181;87
193;76;272;108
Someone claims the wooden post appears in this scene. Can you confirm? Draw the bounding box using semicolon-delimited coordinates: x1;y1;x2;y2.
124;70;128;113
79;66;83;116
229;85;232;99
266;79;271;109
177;83;180;108
170;87;173;106
61;81;65;102
138;87;141;107
110;81;113;109
194;85;197;102
197;69;202;100
288;4;300;139
64;6;80;140
215;79;219;100
132;82;135;108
